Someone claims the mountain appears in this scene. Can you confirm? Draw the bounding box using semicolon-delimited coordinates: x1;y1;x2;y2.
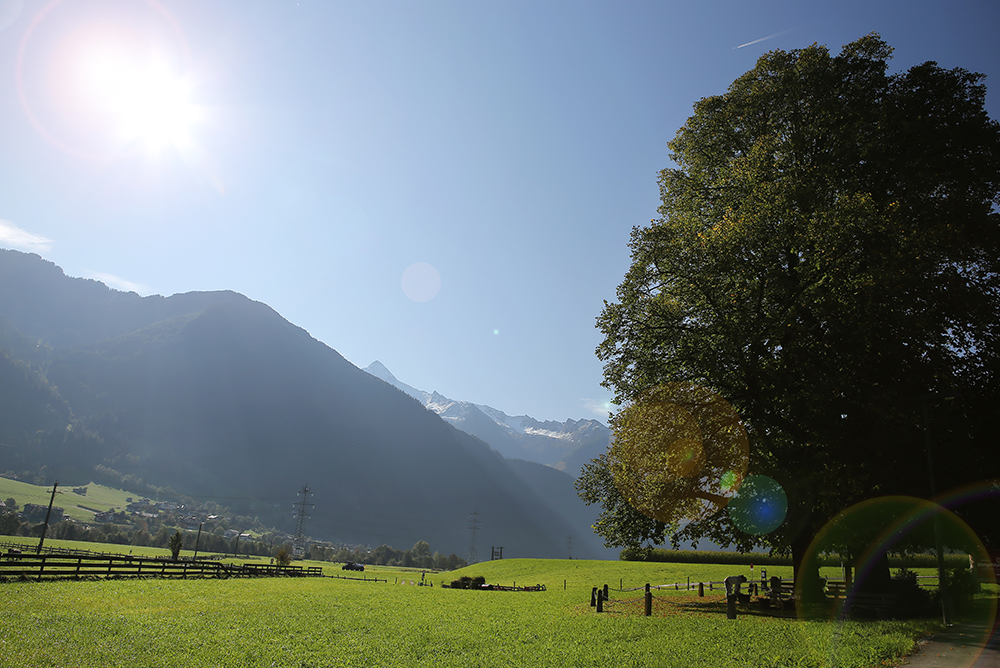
0;250;610;559
363;361;611;474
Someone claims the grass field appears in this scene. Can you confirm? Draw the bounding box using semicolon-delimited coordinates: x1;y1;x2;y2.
0;479;144;523
3;544;988;668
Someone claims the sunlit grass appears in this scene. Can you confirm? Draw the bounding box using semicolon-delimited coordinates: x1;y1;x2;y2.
0;558;957;667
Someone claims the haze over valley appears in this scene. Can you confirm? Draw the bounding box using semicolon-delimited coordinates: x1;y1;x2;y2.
0;249;614;559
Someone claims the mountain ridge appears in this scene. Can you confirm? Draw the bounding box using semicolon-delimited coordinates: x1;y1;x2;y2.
363;360;611;474
0;249;610;559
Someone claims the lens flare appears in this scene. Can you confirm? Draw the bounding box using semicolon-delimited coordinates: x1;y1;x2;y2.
608;382;749;525
728;475;787;535
801;495;995;628
401;262;441;302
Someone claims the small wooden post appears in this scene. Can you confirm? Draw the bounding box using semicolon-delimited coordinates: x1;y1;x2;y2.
645;590;652;616
699;581;705;597
603;584;609;599
596;591;604;613
591;587;597;607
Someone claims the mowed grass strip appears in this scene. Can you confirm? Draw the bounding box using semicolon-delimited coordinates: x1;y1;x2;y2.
0;559;941;668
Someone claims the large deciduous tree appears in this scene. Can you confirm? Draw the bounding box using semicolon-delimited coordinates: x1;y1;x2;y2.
587;34;1000;591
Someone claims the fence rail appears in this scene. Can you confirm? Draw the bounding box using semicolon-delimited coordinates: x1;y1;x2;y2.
0;550;323;582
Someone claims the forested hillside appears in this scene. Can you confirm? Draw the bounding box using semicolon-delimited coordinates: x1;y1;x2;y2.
0;250;606;559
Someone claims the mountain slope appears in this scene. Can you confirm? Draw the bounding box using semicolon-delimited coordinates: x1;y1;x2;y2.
0;250;604;558
363;361;611;472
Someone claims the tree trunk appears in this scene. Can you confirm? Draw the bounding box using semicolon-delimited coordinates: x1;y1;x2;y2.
791;530;824;614
853;550;891;593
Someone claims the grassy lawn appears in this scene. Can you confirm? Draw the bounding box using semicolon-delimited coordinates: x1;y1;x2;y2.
0;480;143;523
0;554;977;668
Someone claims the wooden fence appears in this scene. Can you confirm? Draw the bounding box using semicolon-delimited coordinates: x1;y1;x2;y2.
0;551;323;582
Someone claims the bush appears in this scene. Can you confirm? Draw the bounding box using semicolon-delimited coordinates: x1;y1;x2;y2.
888;567;932;618
275;548;292;566
168;530;183;561
0;512;20;536
448;575;486;589
943;567;982;613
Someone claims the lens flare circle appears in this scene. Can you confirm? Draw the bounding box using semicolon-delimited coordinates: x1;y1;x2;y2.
798;493;996;665
608;382;750;525
727;475;787;535
401;262;441;302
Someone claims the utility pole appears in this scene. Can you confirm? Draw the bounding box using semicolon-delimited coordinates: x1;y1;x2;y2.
193;522;204;560
292;484;314;558
36;481;59;554
467;509;481;564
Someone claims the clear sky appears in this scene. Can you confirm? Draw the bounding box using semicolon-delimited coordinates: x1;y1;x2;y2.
1;0;997;424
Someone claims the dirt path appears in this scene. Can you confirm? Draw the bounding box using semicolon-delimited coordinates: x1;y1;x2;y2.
899;623;1000;667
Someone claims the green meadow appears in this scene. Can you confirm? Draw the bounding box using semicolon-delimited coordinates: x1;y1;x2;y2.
0;480;144;523
1;548;972;668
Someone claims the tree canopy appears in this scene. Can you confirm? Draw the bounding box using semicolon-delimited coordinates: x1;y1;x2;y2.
583;34;1000;589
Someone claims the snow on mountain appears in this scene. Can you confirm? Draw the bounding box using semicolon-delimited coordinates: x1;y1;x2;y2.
363;361;611;474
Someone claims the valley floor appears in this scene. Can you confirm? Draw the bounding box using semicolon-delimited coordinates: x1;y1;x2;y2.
3;556;995;667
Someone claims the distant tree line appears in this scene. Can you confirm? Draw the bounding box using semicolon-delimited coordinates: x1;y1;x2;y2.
1;496;466;570
309;540;466;570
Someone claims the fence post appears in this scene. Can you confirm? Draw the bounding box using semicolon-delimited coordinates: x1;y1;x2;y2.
597;590;604;613
699;581;704;597
645;583;652;617
603;584;609;599
590;587;597;607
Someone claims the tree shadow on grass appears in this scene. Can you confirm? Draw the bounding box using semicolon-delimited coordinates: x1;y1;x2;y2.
572;592;799;619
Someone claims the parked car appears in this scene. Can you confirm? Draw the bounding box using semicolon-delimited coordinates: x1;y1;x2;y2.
342;562;365;571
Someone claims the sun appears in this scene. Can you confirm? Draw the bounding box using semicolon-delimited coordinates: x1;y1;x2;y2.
17;1;205;162
74;43;201;156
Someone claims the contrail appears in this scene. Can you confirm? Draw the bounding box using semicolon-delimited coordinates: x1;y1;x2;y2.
734;29;792;49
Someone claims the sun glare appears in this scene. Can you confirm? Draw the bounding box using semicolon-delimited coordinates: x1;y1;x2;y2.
76;45;200;156
17;1;206;163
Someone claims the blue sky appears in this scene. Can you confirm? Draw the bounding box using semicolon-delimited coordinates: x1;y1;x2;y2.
1;0;997;423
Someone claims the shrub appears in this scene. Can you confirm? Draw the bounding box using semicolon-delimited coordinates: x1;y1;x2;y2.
168;530;183;560
944;567;981;613
888;567;932;618
448;575;486;589
275;548;292;566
